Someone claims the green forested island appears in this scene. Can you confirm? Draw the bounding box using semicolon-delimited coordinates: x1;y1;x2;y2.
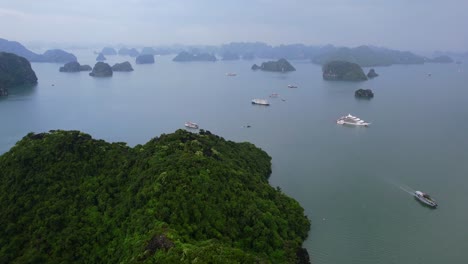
251;58;296;72
322;60;368;81
0;130;310;263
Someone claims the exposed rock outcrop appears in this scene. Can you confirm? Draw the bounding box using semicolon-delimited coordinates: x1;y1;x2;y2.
135;54;154;64
89;62;113;77
0;52;38;88
252;58;296;72
112;61;134;71
59;61;92;72
355;89;374;99
322;61;367;81
367;69;378;78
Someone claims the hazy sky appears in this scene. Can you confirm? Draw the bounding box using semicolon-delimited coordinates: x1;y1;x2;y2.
1;0;466;52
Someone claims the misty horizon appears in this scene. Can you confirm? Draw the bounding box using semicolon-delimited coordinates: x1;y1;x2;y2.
1;0;467;54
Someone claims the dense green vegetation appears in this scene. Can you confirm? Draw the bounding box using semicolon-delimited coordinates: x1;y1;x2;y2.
0;129;310;263
322;60;368;81
0;52;38;89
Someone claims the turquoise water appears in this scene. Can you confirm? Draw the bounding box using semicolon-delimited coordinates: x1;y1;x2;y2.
1;53;467;263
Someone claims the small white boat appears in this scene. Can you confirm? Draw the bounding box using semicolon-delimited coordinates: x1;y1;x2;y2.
251;99;270;106
269;93;279;98
184;121;199;129
287;84;298;88
336;114;370;126
226;72;237;76
414;191;437;208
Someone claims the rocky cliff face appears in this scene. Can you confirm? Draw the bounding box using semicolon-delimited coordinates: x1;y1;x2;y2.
0;52;38;89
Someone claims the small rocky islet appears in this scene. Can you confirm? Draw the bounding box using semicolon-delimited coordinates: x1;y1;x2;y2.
355;89;374;99
136;54;155;64
322;60;368;81
251;58;296;72
59;61;92;72
112;61;134;71
89;62;113;77
367;69;379;78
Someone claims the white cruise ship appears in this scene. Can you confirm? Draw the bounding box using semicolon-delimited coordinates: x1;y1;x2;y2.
251;99;270;106
184;121;199;129
336;114;370;126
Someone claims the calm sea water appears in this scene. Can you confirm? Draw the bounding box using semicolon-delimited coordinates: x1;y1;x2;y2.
1;52;467;264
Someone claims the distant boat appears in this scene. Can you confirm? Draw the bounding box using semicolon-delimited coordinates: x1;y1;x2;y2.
226;73;237;76
287;84;298;88
269;93;279;98
427;73;432;77
414;191;437;208
336;114;370;127
184;121;199;129
251;99;270;106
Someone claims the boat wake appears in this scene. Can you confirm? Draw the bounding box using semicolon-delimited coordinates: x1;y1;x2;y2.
382;178;415;196
398;185;415;196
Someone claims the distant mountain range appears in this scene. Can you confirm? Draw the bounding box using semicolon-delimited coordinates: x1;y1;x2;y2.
1;38;462;67
0;38;76;63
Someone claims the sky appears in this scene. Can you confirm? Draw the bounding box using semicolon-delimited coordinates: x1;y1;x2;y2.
0;0;467;52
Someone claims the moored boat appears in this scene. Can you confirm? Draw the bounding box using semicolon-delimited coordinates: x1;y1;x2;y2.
414;191;437;207
184;121;199;129
287;84;298;88
226;72;237;76
251;99;270;106
336;114;370;126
